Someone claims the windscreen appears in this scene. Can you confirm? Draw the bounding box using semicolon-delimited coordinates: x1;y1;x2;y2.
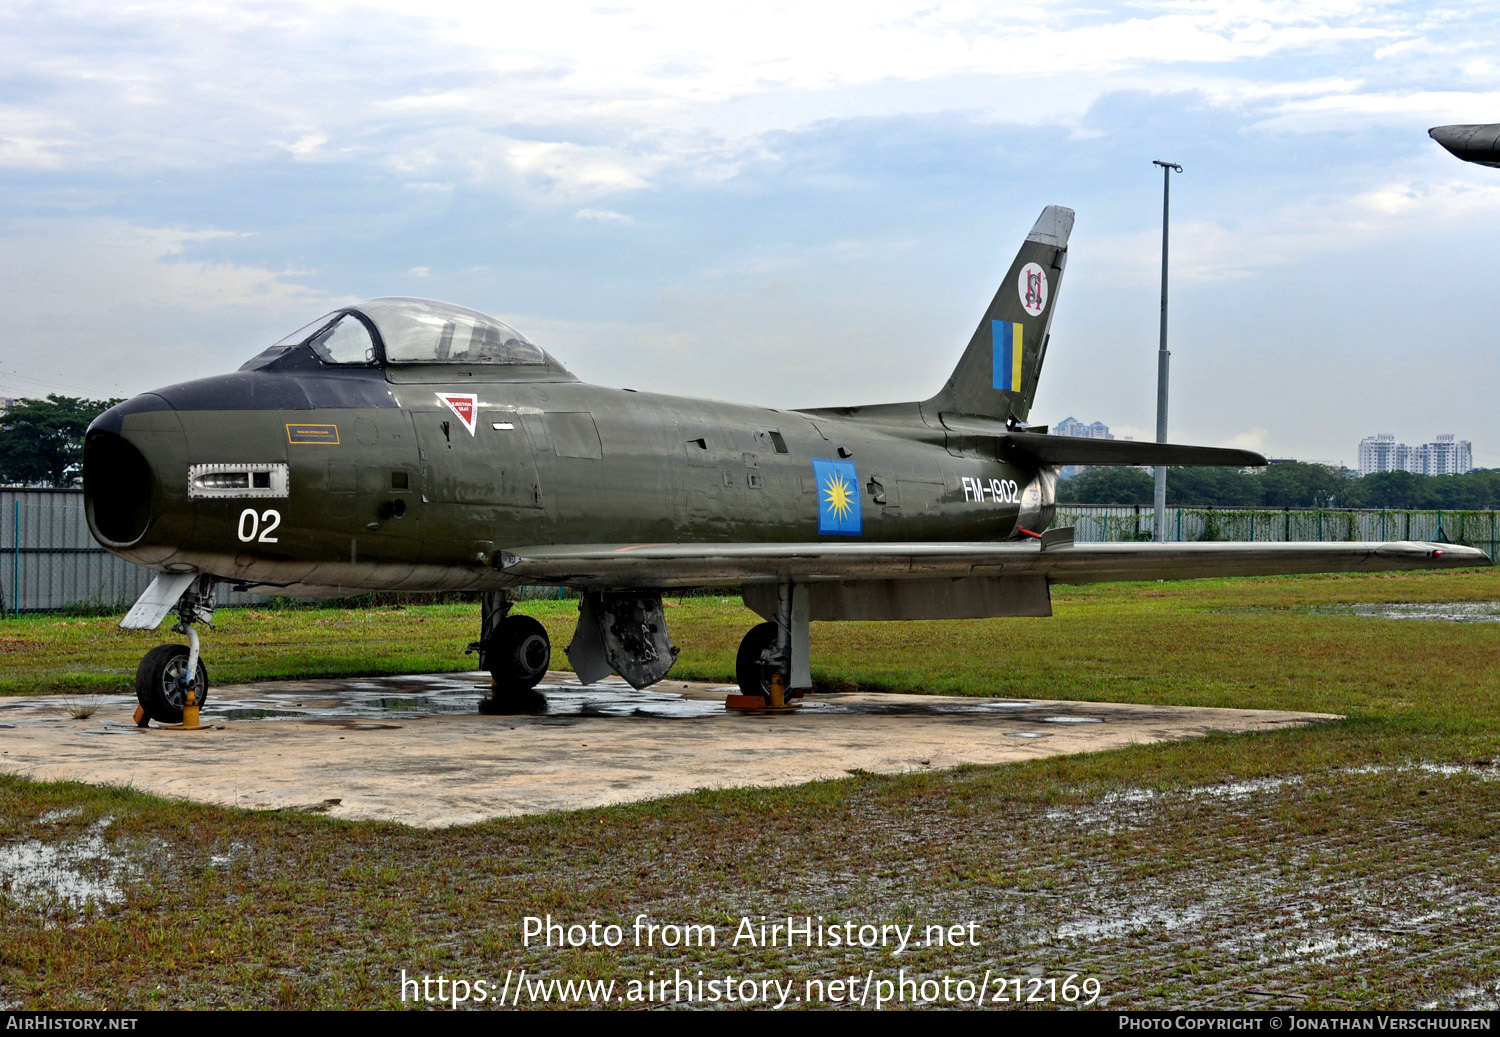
356;297;544;365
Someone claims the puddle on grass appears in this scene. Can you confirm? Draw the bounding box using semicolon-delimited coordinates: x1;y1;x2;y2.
0;819;128;912
1313;601;1500;623
1346;761;1500;783
1044;764;1497;834
1056;904;1207;942
37;807;84;824
1187;776;1302;800
1423;983;1500;1012
1042;776;1302;830
1275;931;1394;965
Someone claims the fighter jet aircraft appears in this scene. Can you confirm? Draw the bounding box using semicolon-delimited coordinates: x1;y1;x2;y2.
84;206;1487;723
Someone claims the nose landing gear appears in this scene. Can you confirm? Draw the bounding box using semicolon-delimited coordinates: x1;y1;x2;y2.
127;573;216;726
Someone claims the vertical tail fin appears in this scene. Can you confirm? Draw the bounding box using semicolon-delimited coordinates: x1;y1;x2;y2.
924;205;1073;425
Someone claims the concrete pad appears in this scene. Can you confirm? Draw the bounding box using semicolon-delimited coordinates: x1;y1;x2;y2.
0;672;1339;827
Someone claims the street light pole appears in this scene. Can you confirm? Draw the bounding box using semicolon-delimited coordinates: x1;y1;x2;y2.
1152;160;1182;543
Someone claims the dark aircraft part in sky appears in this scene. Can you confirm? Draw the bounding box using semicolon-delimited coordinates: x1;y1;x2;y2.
84;206;1490;721
1429;124;1500;168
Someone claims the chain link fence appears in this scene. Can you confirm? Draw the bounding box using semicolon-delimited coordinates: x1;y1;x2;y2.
1058;504;1499;558
0;490;269;614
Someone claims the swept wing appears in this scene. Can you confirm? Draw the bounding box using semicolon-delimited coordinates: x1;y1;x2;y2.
498;539;1483;589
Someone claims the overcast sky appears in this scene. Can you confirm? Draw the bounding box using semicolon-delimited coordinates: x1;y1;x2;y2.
3;0;1498;467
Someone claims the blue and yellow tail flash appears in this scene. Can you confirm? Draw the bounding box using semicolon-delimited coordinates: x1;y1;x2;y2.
992;319;1023;393
811;458;862;536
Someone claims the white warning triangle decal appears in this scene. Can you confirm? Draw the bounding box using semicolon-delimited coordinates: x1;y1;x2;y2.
436;392;479;436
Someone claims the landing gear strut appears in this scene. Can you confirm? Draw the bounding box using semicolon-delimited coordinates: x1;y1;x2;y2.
471;591;551;711
730;582;809;709
134;574;215;725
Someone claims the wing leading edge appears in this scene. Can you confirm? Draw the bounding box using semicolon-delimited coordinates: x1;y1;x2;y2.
498;540;1487;589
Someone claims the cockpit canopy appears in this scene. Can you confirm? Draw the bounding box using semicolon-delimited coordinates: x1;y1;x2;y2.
240;297;553;371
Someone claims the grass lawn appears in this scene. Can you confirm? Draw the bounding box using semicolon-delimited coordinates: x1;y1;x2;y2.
2;568;1499;1010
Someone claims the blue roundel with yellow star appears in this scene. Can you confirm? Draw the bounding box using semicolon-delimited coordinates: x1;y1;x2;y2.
811;458;862;536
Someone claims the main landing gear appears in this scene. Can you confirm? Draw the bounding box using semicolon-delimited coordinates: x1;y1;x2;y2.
729;582;810;711
467;584;810;714
735;622;780;698
133;574;216;726
471;591;551;714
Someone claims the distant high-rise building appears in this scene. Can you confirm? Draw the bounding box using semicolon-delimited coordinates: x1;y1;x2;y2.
1358;434;1398;476
1357;433;1472;476
1053;416;1114;441
1422;434;1472;476
1053;417;1114;477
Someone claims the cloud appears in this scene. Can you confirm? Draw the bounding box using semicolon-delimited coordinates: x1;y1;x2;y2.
1223;427;1272;453
0;220;346;398
278;133;329;158
574;208;636;224
0;105;74;169
1252;88;1500;133
4;0;1479;192
503;140;651;196
1087;176;1500;287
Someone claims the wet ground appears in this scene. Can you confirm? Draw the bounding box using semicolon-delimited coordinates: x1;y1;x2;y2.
0;672;1336;826
1319;600;1500;622
1217;600;1500;623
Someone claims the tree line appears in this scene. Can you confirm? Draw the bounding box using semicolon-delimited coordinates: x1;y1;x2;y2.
1059;463;1500;511
0;396;122;487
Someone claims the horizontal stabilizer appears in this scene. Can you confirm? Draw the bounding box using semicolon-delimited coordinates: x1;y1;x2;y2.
1002;431;1266;469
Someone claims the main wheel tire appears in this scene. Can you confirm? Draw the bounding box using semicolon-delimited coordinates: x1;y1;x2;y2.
487;615;551;694
735;622;782;699
135;643;209;725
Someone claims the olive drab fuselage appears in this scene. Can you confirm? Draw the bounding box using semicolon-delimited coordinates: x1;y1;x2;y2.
87;368;1049;597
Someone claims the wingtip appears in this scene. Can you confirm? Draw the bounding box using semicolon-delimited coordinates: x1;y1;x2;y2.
1375;541;1492;566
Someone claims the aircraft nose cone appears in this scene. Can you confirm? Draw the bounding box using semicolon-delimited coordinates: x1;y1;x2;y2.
1429;123;1500;167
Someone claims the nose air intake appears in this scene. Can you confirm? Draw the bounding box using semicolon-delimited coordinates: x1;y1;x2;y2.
84;430;154;547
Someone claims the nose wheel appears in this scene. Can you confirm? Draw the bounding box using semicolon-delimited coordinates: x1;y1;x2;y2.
135;643;210;725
